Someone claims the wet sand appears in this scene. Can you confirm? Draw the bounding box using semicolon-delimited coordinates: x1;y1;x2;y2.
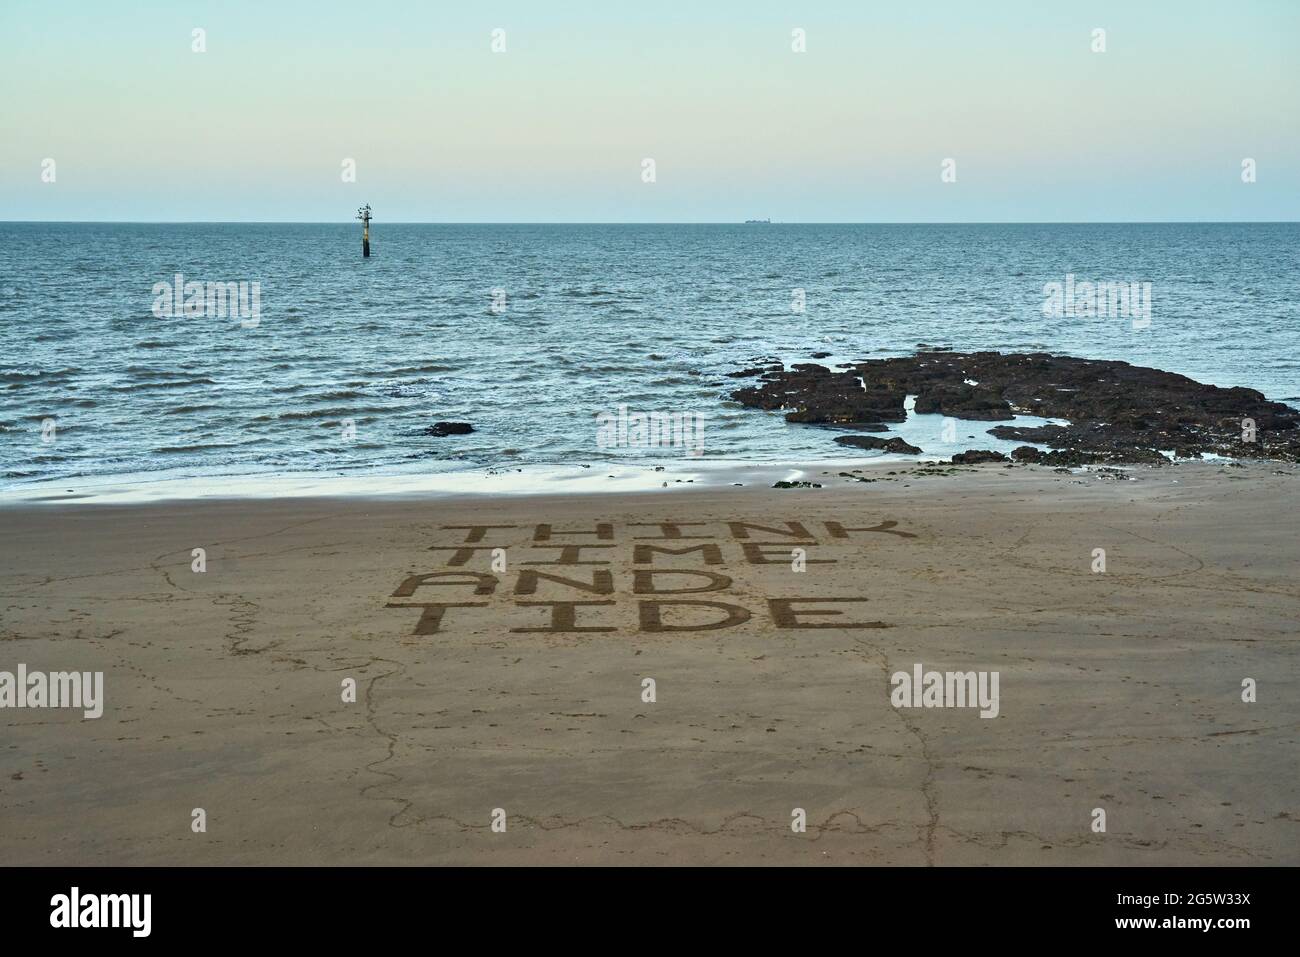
1;460;1297;865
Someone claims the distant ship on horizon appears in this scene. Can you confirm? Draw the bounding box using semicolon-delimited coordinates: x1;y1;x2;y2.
744;218;772;224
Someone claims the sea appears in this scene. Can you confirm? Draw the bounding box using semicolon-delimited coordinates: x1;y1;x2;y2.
2;222;1297;501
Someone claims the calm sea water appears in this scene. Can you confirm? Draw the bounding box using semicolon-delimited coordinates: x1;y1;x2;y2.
2;222;1298;492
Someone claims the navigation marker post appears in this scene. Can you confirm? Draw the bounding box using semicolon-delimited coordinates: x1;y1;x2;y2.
357;203;373;257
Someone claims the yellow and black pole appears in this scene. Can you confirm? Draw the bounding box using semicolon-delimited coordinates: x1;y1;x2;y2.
356;203;373;257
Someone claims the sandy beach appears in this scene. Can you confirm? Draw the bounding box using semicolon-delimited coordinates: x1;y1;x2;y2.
1;460;1297;865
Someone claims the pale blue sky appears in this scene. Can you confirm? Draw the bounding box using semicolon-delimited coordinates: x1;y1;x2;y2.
1;0;1296;221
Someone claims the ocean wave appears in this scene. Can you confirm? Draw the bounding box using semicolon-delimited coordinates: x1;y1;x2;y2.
277;406;391;420
152;442;244;453
371;364;456;375
123;366;212;379
1;367;80;383
108;378;216;391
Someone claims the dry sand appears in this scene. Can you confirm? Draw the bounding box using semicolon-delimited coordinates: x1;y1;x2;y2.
1;460;1297;865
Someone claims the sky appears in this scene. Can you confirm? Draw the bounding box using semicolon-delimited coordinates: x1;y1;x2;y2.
1;0;1297;222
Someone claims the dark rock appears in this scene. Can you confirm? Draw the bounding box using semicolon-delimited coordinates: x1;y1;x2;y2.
783;409;888;431
951;449;1007;464
834;435;923;454
810;351;832;359
1104;448;1169;465
828;421;890;432
728;351;1300;463
424;422;474;437
729;363;908;425
987;424;1069;444
1011;446;1099;466
1012;445;1165;467
913;385;1014;421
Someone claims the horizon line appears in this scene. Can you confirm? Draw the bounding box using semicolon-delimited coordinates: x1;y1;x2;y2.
3;219;1299;226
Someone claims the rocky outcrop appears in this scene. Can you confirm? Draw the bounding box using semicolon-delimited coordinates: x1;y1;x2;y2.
1010;446;1167;466
950;449;1007;464
730;363;908;428
424;422;475;437
727;351;1300;463
833;435;923;454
